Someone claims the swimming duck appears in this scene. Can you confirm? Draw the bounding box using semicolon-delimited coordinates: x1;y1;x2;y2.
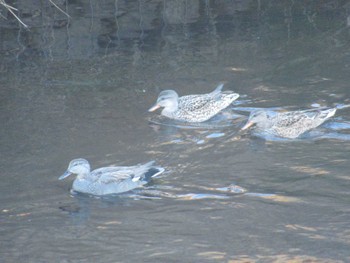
59;159;165;195
148;83;239;122
241;107;337;139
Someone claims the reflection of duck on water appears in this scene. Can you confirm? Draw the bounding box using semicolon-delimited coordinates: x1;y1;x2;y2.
149;83;239;122
59;159;164;195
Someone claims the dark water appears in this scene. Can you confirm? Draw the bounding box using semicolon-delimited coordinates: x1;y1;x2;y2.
1;1;350;262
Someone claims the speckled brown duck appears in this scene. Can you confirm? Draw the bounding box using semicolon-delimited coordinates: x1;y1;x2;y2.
241;108;337;139
148;83;239;122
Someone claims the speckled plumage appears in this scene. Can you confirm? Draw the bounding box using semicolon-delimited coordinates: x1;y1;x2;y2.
148;84;239;122
59;159;164;195
241;108;336;139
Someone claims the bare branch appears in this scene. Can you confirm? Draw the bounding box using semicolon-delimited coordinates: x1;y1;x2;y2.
0;0;28;28
49;0;71;18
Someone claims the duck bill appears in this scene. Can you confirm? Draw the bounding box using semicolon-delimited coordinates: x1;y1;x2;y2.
59;171;72;180
241;121;254;131
148;104;161;112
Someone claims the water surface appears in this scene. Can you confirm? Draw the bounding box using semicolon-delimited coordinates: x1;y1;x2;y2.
1;1;350;262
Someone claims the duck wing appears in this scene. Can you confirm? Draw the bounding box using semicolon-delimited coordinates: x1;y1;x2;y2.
179;94;214;111
269;108;336;138
90;161;163;185
90;167;135;184
178;84;239;120
275;108;336;128
177;84;223;111
274;111;310;128
303;108;336;120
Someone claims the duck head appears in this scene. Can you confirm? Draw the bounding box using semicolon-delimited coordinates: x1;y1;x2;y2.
148;90;179;113
59;158;91;180
241;110;269;130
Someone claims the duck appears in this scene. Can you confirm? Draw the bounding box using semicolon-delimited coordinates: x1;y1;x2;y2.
148;83;239;122
59;159;165;195
241;107;337;139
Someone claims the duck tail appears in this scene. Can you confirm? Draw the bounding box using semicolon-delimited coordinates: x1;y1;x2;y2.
325;108;336;118
209;83;226;101
142;161;156;167
211;82;239;102
224;92;240;102
335;104;350;110
211;83;225;94
315;108;336;120
141;161;165;180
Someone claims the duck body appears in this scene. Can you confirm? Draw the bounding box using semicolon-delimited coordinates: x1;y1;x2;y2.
59;159;164;195
149;83;239;122
242;108;336;139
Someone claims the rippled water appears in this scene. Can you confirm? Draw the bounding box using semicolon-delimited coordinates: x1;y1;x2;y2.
1;1;350;262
